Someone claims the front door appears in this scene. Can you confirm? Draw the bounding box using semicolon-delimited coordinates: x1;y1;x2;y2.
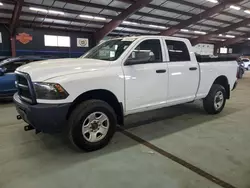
123;39;168;114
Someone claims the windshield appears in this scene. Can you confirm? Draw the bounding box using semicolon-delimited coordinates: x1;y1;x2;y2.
242;59;249;62
0;57;19;66
83;38;135;61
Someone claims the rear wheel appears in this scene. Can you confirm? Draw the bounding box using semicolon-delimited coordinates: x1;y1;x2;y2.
239;69;243;79
67;100;117;151
203;84;226;114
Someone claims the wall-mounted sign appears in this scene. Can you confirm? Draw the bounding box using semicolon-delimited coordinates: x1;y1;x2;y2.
16;33;33;44
194;43;214;55
220;47;228;54
77;38;89;47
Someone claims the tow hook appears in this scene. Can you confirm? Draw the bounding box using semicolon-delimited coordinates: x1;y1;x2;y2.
24;125;34;131
17;115;22;120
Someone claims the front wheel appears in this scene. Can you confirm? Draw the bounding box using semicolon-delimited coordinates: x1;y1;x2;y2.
203;84;226;114
67;100;117;152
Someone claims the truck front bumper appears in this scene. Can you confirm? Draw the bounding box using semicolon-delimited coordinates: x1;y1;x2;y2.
13;93;71;133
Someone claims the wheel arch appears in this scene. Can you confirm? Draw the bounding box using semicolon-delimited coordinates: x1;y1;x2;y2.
212;75;230;99
66;89;124;126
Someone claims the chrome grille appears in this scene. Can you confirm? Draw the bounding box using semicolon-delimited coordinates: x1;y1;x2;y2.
16;72;36;104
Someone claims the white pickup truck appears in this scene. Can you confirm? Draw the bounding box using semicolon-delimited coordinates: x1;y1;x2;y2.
14;36;238;151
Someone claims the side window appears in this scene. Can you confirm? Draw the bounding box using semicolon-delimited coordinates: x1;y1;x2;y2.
4;60;28;73
165;40;190;62
128;39;162;64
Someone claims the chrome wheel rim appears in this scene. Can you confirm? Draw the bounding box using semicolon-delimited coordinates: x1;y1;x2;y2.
82;112;110;143
214;91;224;110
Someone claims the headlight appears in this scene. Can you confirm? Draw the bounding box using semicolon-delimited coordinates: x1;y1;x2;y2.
33;82;69;100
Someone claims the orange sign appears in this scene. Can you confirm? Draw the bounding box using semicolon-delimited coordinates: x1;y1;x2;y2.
16;33;33;44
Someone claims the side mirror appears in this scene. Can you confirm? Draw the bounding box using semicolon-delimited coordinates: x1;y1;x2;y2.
126;56;151;65
0;68;5;76
125;51;155;65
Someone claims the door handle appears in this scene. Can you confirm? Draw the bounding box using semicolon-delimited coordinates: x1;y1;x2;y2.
156;69;166;73
189;67;197;71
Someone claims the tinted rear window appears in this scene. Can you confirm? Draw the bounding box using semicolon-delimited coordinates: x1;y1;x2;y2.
165;40;190;62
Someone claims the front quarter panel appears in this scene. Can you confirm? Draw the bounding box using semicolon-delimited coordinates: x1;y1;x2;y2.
37;64;125;106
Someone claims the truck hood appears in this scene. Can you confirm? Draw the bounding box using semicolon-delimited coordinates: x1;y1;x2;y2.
16;58;111;81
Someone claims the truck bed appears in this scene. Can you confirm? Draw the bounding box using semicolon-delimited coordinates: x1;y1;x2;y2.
196;54;237;63
196;58;237;100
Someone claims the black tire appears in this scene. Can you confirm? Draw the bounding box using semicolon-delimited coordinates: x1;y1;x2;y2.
67;99;117;152
237;71;240;79
203;84;226;114
239;70;243;79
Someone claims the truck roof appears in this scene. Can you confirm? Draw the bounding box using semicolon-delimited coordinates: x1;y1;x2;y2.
109;35;191;43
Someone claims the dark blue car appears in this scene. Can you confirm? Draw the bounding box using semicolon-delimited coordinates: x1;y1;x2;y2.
0;56;51;99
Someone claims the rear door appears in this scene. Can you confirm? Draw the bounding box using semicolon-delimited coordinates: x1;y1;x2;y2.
165;39;199;104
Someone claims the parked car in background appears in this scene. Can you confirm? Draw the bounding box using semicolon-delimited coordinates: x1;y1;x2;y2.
0;56;10;62
237;59;245;79
241;58;250;70
0;56;54;99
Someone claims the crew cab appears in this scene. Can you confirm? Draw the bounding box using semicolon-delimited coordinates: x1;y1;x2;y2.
13;36;238;151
